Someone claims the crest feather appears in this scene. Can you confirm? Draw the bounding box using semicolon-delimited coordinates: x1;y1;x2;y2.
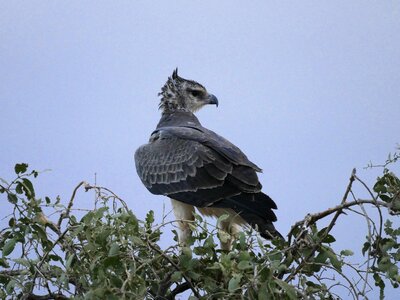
172;68;179;79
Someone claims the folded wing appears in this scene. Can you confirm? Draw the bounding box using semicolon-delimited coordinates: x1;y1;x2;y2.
134;125;281;239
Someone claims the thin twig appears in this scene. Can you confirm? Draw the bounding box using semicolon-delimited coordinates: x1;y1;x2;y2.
30;228;70;294
288;199;386;238
83;184;129;210
354;175;383;238
350;191;373;297
286;169;357;283
57;181;86;228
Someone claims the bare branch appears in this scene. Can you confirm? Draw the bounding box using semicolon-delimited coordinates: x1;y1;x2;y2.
292;199;387;230
286;169;357;283
57;181;87;228
83;184;129;210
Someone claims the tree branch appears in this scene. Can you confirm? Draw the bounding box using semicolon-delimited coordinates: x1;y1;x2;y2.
23;292;68;300
83;184;129;210
30;228;70;294
57;181;87;228
168;282;191;299
146;240;200;299
0;269;77;286
291;198;387;230
286;169;357;283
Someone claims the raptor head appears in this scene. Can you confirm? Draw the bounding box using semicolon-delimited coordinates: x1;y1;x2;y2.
159;69;218;114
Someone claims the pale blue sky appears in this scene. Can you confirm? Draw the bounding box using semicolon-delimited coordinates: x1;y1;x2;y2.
1;1;399;297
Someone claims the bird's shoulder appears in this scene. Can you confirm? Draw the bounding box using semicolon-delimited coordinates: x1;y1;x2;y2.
135;122;261;173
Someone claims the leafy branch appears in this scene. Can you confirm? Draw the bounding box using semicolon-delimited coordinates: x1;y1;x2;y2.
0;157;399;299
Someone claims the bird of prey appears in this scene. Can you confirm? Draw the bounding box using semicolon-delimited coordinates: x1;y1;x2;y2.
135;69;282;249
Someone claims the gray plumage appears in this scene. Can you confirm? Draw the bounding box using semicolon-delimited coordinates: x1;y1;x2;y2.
135;69;282;244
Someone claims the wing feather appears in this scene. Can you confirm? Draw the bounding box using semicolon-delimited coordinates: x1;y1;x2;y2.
135;133;229;197
134;125;266;206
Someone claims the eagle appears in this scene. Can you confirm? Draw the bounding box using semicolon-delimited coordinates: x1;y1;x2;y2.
135;69;282;249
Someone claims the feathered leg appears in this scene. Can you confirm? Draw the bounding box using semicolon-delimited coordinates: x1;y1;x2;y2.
218;220;241;251
170;199;195;246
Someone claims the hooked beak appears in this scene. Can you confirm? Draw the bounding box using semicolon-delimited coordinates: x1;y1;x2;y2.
207;94;219;107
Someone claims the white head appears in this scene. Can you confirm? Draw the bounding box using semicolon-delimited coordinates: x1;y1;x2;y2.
158;69;218;114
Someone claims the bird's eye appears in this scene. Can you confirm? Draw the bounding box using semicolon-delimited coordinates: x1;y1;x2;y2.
191;90;201;97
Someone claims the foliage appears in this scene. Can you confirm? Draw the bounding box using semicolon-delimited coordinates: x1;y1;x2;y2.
0;153;399;299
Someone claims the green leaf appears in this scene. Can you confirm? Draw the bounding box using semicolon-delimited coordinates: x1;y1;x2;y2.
7;193;17;204
378;256;391;272
2;239;17;257
322;234;336;243
15;183;23;194
131;236;144;245
237;260;253;270
380;194;391;202
373;273;385;290
108;243;120;257
340;249;354;256
306;281;322;292
388;264;398;278
32;224;47;242
218;230;230;244
204;236;216;249
94;207;108;219
16;178;36;200
0;258;10;268
276;279;297;300
15;163;28;174
145;210;155;232
374;183;387;193
103;256;120;268
217;213;230;227
317;227;336;243
66;254;75;269
257;283;269;300
194;212;203;223
49;254;62;262
5;279;16;295
326;249;342;271
145;210;154;224
187;271;201;280
228;274;242;293
171;271;182;282
12;258;31;268
206;262;221;270
8;218;15;227
362;241;371;256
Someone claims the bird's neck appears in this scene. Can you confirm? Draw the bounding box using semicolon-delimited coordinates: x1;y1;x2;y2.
157;111;202;129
